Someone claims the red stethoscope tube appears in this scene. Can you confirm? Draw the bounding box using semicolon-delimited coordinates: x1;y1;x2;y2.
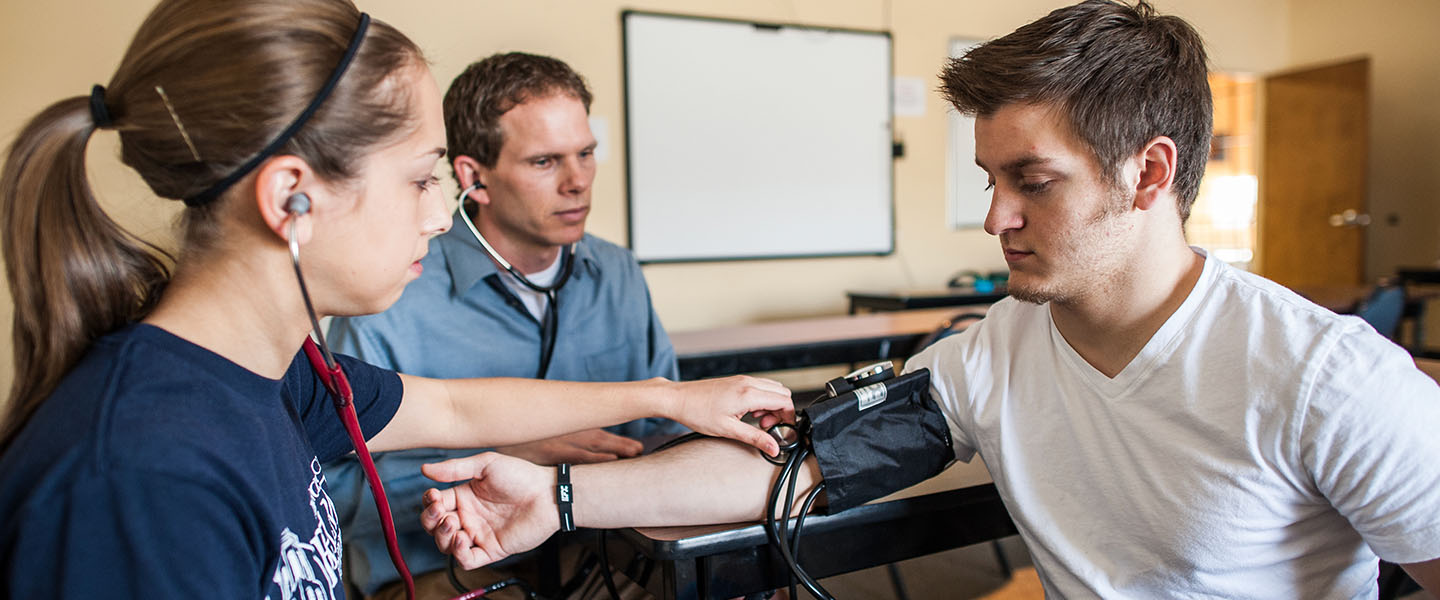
292;202;498;599
302;338;419;600
304;339;502;600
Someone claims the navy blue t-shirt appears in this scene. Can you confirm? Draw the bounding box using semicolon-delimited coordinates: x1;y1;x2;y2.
0;324;402;599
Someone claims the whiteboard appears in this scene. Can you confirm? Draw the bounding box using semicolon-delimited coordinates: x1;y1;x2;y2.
623;12;893;262
946;38;989;229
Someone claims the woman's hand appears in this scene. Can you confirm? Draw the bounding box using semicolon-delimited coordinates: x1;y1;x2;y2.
659;375;794;457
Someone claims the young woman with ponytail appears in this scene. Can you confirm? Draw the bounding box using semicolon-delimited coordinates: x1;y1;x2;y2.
0;1;790;597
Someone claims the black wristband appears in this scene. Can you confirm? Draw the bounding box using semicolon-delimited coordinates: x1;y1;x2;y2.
556;463;575;532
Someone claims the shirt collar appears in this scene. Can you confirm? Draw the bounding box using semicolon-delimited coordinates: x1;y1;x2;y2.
437;211;600;297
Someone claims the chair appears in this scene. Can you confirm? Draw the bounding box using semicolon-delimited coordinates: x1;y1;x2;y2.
1397;268;1440;355
1355;285;1405;341
911;311;989;356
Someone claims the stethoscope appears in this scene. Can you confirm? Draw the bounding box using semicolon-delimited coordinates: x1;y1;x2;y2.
454;182;576;379
286;193;529;600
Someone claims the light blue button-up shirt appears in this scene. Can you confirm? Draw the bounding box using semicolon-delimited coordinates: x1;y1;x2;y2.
325;213;681;594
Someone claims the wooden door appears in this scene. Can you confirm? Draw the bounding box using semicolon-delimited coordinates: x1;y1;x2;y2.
1257;58;1369;288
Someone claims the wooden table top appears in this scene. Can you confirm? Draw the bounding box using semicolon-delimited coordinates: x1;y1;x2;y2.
670;305;990;357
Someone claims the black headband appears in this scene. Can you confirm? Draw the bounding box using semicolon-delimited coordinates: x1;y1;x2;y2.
183;13;371;207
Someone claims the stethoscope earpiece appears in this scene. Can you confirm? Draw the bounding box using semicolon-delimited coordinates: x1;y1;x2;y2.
459;182;486;200
285;192;312;216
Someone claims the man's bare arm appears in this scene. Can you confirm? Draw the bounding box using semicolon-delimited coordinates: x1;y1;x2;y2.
417;438;820;569
1402;557;1440;596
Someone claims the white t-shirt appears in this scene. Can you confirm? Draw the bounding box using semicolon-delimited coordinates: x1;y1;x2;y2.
907;249;1440;599
499;251;563;322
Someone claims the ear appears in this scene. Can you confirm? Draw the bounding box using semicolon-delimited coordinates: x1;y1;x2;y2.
253;155;318;246
452;155;491;207
1133;136;1178;212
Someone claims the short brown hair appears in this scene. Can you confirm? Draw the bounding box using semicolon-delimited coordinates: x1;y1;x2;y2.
941;0;1212;221
443;52;593;170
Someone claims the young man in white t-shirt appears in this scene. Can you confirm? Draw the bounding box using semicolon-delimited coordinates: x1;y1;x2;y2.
412;1;1440;597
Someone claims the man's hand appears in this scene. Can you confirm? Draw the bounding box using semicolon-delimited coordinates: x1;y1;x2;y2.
496;429;642;465
664;375;794;457
420;453;556;570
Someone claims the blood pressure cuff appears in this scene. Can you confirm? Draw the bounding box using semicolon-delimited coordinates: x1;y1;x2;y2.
803;367;955;513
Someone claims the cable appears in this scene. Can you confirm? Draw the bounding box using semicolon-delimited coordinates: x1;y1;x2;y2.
447;556;466;594
764;448;796;597
598;530;623;600
656;422;829;597
444;554;539;600
782;446;807;599
791;482;827;562
652;426;799;466
556;552;600;599
649;431;708;453
634;554;656;589
787;481;829;600
450;577;536;600
765;443;833;600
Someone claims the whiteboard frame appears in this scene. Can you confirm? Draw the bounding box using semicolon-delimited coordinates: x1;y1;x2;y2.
946;38;989;230
622;11;895;263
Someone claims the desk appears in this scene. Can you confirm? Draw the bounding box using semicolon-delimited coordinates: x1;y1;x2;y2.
1398;267;1440;285
847;287;1009;314
671;306;989;380
614;460;1013;599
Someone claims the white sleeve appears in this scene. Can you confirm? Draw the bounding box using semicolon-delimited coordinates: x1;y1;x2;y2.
905;329;981;463
1301;322;1440;564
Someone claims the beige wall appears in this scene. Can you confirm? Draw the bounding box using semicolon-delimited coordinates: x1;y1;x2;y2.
0;0;1373;391
1284;0;1440;280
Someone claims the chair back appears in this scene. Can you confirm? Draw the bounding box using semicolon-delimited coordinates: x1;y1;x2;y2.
911;312;988;355
1356;285;1405;340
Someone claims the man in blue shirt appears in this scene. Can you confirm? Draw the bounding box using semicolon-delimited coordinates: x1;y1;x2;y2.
325;52;683;598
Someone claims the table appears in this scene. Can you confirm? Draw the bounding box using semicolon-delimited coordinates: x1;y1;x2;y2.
847;287;1009;314
1417;357;1440;382
671;306;990;380
612;459;1014;599
1398;267;1440;285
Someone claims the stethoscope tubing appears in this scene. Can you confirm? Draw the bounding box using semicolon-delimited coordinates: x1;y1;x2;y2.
288;216;339;370
455;183;575;295
455;182;573;379
286;210;419;599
